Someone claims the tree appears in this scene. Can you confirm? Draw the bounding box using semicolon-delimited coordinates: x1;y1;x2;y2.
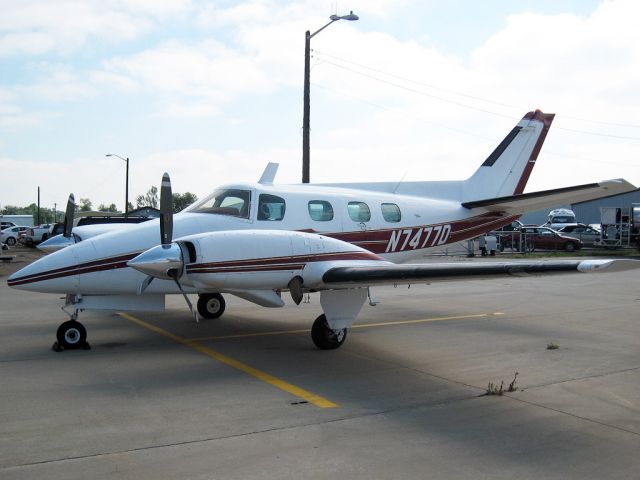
172;192;198;213
98;203;119;213
78;198;93;212
136;186;158;209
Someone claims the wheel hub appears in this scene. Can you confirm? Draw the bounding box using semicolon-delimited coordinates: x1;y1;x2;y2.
65;328;80;344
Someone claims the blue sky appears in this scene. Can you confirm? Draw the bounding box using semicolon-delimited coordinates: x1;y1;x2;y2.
1;0;638;211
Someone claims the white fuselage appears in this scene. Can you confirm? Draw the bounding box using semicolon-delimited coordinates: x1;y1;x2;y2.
8;182;514;296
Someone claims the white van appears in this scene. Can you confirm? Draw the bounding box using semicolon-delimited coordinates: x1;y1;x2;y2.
544;208;576;230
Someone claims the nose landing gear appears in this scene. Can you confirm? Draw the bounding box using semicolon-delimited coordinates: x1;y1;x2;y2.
52;305;91;352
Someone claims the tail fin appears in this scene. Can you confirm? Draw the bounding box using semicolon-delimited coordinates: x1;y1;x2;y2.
462;110;554;203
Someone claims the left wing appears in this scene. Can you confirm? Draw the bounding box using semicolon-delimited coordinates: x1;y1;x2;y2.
320;259;639;288
461;179;636;215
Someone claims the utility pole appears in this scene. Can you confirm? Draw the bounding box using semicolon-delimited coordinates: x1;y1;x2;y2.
302;11;359;183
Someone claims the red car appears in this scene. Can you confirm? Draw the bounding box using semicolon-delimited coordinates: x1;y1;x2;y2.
501;226;582;252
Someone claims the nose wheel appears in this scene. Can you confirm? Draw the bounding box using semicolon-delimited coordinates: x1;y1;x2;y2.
311;314;347;350
52;310;91;352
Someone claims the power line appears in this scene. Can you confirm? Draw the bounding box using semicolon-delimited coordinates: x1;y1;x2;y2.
314;49;640;134
311;81;640;167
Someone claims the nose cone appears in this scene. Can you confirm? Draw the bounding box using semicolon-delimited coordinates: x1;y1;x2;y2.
127;243;183;280
8;246;79;292
38;234;75;253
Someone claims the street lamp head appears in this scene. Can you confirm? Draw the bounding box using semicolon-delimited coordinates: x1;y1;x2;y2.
343;11;359;21
106;153;127;162
330;11;359;22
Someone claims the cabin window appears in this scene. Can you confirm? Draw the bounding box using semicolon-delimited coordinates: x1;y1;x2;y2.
347;202;371;222
185;188;251;218
381;203;401;222
258;194;286;221
308;200;334;221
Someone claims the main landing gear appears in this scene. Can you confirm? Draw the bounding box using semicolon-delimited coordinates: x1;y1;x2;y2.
197;293;226;319
53;310;90;352
311;314;347;350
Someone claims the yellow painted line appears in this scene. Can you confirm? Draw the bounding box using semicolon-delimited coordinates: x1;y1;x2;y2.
187;312;504;342
354;312;504;329
118;312;338;409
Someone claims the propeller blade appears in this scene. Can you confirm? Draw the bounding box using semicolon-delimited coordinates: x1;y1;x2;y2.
169;272;198;323
63;194;75;238
137;275;154;295
159;173;173;246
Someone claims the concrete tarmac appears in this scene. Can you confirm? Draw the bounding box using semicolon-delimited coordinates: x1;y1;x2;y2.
1;254;639;479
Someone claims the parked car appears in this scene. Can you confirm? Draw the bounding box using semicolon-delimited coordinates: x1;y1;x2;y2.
500;226;582;252
0;225;30;246
1;221;17;230
20;224;52;247
556;223;600;247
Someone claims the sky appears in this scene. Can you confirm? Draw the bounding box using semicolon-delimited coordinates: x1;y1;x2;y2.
1;0;639;212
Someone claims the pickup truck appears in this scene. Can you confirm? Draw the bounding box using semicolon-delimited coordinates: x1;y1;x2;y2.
21;225;52;247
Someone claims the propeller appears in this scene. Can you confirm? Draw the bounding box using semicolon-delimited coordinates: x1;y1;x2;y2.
38;193;76;252
63;193;75;238
128;173;199;322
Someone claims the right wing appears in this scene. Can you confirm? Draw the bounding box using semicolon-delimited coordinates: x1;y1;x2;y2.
320;259;639;288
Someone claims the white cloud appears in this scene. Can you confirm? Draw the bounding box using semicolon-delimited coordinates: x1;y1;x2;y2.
0;0;193;56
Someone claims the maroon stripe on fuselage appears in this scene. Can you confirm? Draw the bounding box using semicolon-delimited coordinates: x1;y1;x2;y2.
7;252;142;287
186;251;382;274
9;212;518;287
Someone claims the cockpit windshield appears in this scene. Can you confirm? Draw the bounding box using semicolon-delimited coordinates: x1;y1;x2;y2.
185;189;251;218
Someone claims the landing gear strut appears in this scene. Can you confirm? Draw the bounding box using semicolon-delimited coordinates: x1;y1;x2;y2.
53;309;90;352
311;314;347;350
197;293;226;319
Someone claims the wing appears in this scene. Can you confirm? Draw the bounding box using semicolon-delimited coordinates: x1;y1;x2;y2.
461;179;636;215
321;259;639;288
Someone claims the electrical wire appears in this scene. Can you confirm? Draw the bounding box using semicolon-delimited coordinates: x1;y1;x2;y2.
314;49;640;137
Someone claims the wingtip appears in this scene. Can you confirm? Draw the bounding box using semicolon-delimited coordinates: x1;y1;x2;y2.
578;259;640;273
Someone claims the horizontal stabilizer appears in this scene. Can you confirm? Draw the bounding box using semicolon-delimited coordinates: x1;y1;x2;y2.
461;179;636;214
322;259;640;287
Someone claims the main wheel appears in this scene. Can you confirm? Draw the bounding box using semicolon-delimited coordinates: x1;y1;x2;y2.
311;314;347;350
56;320;87;349
6;237;16;246
197;293;226;319
564;241;576;252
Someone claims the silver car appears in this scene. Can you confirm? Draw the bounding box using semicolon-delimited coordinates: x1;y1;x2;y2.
557;223;600;247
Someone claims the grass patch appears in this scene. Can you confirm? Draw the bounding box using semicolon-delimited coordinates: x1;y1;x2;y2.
484;372;519;396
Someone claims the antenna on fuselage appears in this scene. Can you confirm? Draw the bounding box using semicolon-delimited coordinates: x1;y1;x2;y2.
392;171;408;194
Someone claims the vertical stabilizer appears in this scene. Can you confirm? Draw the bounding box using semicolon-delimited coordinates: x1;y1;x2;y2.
462;110;554;202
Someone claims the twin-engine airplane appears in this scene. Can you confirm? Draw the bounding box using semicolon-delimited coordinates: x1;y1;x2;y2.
8;110;639;351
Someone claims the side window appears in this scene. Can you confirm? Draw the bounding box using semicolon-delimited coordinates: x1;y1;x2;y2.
348;202;371;222
381;203;401;223
308;200;334;221
257;194;286;221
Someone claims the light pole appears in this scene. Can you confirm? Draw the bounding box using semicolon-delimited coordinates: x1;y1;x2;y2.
302;10;358;183
106;153;130;217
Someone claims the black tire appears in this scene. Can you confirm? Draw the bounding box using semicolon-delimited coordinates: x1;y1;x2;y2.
564;242;576;252
197;293;226;319
6;237;16;246
56;320;87;349
41;233;48;241
311;314;347;350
